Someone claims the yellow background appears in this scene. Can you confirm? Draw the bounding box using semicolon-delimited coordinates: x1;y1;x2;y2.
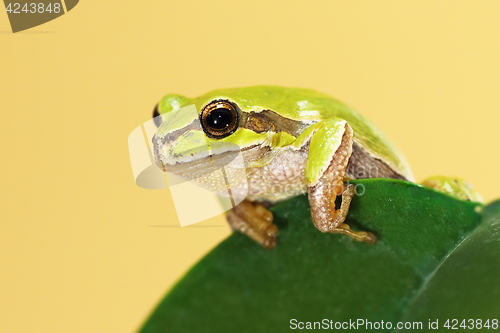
1;1;499;332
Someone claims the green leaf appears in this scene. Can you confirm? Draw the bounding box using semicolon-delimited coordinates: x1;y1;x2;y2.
139;179;498;333
402;200;500;327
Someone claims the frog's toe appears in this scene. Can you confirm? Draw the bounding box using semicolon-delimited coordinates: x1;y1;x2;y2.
336;223;377;244
226;200;278;249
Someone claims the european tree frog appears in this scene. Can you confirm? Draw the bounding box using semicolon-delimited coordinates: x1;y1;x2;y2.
152;86;481;249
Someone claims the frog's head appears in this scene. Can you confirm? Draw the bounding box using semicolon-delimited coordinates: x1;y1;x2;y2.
152;88;302;182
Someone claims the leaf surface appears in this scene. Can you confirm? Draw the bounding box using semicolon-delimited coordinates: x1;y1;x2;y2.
139;179;498;333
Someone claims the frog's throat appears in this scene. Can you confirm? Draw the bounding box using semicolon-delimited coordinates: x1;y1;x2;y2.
156;144;270;180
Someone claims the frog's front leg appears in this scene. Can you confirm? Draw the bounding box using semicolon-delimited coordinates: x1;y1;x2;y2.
227;200;278;249
303;119;377;244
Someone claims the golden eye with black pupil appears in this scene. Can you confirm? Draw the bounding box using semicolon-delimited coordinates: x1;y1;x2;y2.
200;101;239;138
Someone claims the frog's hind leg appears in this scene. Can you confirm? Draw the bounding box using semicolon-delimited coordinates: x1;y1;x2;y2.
306;120;376;244
226;200;278;249
421;176;483;203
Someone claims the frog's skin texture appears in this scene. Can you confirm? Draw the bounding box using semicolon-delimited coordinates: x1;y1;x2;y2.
151;86;480;249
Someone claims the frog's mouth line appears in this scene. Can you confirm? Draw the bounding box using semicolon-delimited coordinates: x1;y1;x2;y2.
157;144;270;179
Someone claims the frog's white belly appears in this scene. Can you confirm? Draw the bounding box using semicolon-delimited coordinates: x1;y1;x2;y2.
183;146;308;203
245;147;308;202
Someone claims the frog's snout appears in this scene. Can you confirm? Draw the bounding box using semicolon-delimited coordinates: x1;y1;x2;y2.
151;130;212;172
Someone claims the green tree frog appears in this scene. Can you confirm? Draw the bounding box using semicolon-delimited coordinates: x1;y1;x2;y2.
152;86;481;249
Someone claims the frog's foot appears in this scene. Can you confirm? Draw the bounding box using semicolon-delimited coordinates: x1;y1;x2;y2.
309;183;377;244
226;200;278;249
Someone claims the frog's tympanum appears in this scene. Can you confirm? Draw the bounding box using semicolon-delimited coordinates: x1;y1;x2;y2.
152;86;481;249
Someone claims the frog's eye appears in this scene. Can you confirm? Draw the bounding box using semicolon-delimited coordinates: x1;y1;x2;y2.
200;100;239;139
